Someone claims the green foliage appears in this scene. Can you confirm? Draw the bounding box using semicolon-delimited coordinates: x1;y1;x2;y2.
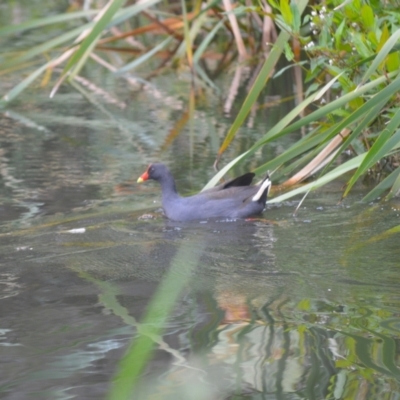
62;0;127;78
208;0;400;203
1;0;400;202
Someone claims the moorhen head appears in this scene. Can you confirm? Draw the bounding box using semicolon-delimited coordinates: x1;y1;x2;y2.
137;163;271;221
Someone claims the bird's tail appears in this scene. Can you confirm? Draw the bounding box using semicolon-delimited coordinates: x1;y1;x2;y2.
252;174;272;202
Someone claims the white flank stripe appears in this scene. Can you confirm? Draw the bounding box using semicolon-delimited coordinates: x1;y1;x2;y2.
252;178;271;202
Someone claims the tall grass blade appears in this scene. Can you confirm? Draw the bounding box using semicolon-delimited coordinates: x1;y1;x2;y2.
1;62;52;104
193;18;225;65
362;167;400;202
69;40;98;79
64;0;127;77
253;73;342;145
1;24;92;69
108;0;162;27
359;28;400;86
116;37;172;74
216;30;290;156
205;71;398;191
344;112;400;197
180;0;194;69
316;105;384;186
272;128;400;204
269;153;366;203
203;72;341;190
0;10;97;36
277;71;398;137
386;170;400;200
216;0;309;157
253;127;333;175
195;63;220;91
320;74;400;196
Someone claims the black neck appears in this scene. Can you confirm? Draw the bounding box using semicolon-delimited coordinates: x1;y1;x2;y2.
159;172;180;200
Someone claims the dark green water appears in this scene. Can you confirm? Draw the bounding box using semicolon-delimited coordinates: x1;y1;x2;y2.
1;3;400;398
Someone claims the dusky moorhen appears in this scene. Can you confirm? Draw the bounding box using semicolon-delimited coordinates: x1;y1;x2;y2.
137;163;271;221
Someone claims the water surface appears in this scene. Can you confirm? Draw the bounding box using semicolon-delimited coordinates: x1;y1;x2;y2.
1;174;399;399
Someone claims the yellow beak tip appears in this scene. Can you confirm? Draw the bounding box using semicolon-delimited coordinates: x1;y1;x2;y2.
137;177;144;183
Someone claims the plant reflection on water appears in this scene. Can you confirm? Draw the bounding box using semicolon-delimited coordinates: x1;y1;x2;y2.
105;217;400;399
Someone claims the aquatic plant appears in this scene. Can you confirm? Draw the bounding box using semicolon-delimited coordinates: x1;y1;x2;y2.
1;0;400;203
